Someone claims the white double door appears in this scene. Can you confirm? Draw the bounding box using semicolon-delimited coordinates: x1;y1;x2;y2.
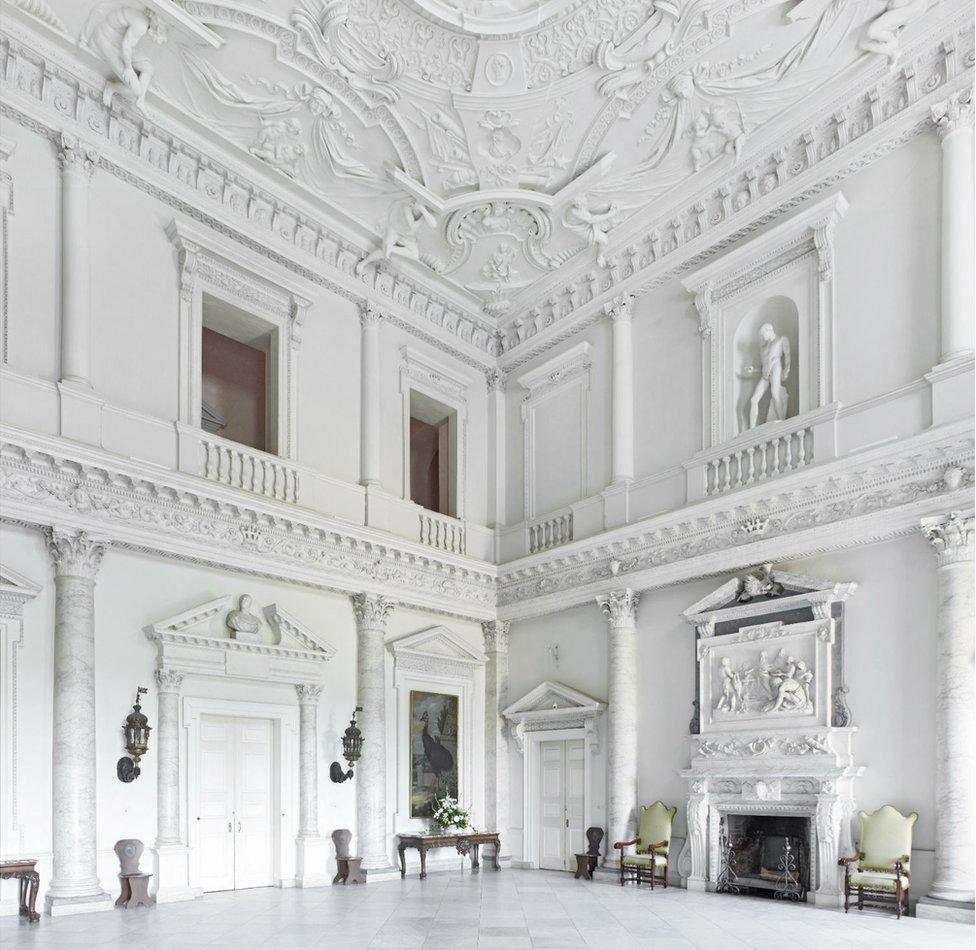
197;716;275;892
539;738;585;871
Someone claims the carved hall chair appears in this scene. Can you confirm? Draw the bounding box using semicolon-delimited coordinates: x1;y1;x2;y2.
615;801;677;888
839;804;918;919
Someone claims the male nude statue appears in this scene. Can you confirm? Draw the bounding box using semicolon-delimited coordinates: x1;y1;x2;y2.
748;322;791;428
82;5;167;110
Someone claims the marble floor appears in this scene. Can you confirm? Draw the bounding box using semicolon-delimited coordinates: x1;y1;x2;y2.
1;869;972;950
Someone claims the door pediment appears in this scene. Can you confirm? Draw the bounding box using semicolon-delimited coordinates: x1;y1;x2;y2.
503;680;605;752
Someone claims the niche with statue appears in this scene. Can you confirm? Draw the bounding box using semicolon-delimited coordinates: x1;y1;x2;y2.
681;194;846;493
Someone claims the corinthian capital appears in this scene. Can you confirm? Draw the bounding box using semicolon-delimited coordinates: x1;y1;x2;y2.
604;294;633;323
360;302;385;328
155;668;184;694
921;511;974;567
57;133;98;177
296;683;324;704
45;527;107;579
931;92;975;138
482;620;510;653
351;592;397;629
597;588;639;625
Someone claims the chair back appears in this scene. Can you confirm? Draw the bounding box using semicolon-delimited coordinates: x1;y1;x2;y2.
858;805;917;873
637;801;677;855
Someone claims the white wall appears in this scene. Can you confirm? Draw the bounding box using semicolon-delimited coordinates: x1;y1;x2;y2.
0;521;486;904
506;534;940;899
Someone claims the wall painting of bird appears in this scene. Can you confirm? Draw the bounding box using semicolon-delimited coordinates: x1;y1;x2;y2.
410;691;459;818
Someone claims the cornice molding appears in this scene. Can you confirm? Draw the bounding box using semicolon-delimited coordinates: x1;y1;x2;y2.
497;23;975;368
497;421;975;619
0;427;496;621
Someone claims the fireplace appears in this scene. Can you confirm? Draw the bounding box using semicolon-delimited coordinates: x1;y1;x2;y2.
717;814;810;901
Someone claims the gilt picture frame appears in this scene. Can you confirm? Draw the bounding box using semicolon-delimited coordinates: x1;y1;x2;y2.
409;690;459;819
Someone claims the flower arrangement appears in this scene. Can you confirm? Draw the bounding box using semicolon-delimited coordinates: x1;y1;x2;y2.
430;795;471;833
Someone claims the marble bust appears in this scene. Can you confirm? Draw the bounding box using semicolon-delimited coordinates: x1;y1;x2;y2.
741;322;792;429
226;594;261;643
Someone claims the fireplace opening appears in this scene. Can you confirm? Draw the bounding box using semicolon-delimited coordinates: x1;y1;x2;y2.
716;814;810;901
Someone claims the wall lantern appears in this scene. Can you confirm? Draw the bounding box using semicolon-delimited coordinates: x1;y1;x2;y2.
330;706;363;783
117;687;151;783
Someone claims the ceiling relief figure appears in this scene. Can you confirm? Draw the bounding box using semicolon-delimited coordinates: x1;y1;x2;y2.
356;196;437;273
81;4;168;111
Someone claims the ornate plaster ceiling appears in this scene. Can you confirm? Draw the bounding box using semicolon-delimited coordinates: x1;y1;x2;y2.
27;0;971;330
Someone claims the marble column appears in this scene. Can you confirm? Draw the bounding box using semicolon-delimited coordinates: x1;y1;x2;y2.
360;304;383;489
483;621;510;854
295;683;328;886
351;592;396;869
918;512;975;921
597;588;639;866
44;528;113;915
152;668;195;903
57;135;97;389
608;297;635;486
931;93;975;362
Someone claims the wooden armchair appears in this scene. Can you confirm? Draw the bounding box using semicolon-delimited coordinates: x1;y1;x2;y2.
838;805;917;919
614;801;677;888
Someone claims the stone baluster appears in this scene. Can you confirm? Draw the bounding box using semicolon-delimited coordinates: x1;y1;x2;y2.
44;528;113;915
597;588;640;866
917;512;975;921
351;593;397;869
483;621;511;855
931;93;975;363
295;683;327;886
360;304;383;489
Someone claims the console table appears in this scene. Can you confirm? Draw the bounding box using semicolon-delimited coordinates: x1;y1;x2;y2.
0;859;40;922
397;832;501;880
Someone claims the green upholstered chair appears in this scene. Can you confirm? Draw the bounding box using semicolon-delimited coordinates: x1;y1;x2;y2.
614;801;677;888
838;805;917;919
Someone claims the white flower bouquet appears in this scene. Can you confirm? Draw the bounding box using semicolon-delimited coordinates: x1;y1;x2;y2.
430;795;471;833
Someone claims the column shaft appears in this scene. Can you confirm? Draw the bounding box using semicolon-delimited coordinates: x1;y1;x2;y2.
609;301;635;485
58;136;96;388
922;513;974;908
360;305;382;488
45;529;111;912
352;593;396;869
598;589;639;865
933;94;975;361
483;622;510;850
155;670;183;846
296;685;322;838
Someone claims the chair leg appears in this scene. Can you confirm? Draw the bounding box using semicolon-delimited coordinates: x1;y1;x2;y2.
650;859;655;890
857;886;863;911
664;863;669;888
619;860;624;886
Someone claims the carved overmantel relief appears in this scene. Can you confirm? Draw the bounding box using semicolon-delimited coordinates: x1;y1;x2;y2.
679;565;863;907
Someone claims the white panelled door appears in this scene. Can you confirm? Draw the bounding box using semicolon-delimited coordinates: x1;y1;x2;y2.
539;739;585;871
197;716;275;892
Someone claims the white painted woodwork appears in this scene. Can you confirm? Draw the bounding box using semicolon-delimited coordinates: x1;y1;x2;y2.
538;739;584;871
197;716;274;893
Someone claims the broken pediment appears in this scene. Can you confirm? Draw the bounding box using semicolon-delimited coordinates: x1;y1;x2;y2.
145;593;336;683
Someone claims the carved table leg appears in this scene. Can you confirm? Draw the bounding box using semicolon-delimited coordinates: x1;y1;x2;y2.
493;837;501;871
398;845;406;879
419;846;427;880
25;871;40;922
471;843;480;870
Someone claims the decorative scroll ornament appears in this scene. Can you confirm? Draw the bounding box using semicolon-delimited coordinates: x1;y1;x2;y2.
482;620;511;653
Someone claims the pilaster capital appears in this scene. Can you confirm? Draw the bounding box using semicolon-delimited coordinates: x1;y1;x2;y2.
604;294;633;324
485;369;504;393
360;302;385;329
931;92;974;139
351;592;397;630
597;588;639;626
44;527;107;579
155;668;184;694
482;620;511;653
921;511;974;566
57;133;98;178
296;683;324;704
